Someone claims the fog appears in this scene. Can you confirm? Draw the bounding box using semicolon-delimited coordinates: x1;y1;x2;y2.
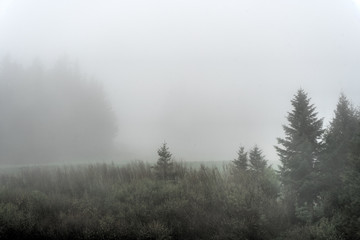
1;0;360;165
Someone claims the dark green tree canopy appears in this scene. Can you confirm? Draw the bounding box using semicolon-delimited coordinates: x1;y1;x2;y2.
322;94;359;168
276;89;323;207
320;94;359;181
248;145;267;172
154;142;174;180
233;146;248;170
318;95;360;219
276;89;323;173
350;122;360;171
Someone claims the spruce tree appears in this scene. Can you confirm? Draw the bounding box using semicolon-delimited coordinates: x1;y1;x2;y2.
338;121;360;239
321;94;358;172
349;122;360;171
154;142;173;180
319;94;359;216
248;145;267;172
275;89;323;222
233;146;248;170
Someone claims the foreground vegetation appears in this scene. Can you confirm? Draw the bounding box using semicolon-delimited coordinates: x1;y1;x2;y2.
0;88;359;239
0;160;348;240
0;162;279;240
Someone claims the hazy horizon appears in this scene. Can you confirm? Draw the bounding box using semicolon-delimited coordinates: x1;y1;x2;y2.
1;0;360;165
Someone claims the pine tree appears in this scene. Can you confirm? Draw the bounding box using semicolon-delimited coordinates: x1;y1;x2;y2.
337;121;360;239
154;142;173;180
275;89;324;222
319;94;359;216
322;94;358;172
233;146;248;170
248;145;267;172
349;122;360;171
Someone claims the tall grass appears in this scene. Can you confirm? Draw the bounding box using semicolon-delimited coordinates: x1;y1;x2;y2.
0;161;283;240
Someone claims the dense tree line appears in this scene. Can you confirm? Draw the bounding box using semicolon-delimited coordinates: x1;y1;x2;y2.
0;58;117;164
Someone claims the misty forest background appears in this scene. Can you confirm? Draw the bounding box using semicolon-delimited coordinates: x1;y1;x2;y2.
0;58;360;239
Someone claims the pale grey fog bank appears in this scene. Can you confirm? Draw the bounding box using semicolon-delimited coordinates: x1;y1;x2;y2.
1;0;360;165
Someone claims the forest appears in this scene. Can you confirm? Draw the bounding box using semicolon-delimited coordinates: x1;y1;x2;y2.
0;58;117;164
0;59;359;239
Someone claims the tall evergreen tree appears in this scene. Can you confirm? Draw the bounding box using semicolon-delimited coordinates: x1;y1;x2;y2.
249;145;267;172
349;122;360;171
321;94;358;172
337;121;360;239
233;146;248;170
275;89;323;222
154;142;173;180
319;94;359;216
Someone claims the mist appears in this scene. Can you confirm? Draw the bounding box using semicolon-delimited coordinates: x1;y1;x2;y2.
3;1;360;240
1;0;360;165
0;57;117;164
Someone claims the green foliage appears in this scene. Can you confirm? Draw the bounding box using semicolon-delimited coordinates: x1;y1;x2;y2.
0;161;281;240
318;94;359;218
233;146;248;170
249;145;267;172
154;142;174;180
233;145;267;173
310;217;345;240
0;89;359;239
277;218;344;240
335;128;360;239
276;89;324;223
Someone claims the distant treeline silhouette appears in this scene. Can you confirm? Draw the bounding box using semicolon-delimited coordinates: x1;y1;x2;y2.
0;57;117;163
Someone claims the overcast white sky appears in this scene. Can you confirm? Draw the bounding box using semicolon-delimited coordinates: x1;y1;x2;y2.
1;0;360;165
